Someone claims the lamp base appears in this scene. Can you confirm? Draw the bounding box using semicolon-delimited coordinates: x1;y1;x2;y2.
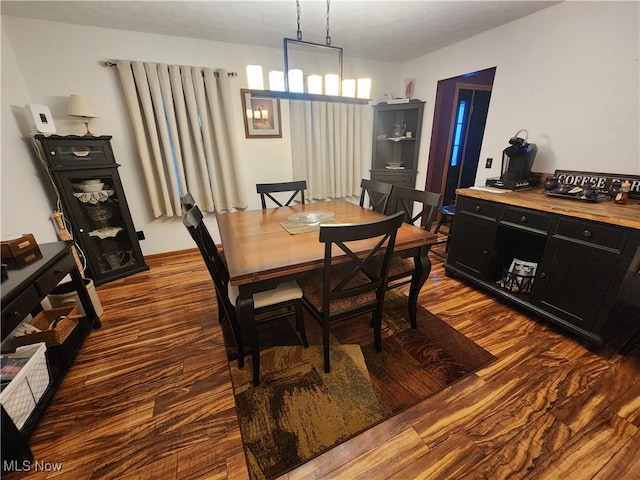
83;120;94;136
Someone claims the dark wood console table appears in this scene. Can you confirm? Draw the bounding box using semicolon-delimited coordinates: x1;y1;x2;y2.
1;242;100;470
445;188;640;347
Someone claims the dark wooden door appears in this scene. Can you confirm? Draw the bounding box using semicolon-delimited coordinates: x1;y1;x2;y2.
448;212;496;279
442;87;491;206
424;67;495;212
532;239;618;329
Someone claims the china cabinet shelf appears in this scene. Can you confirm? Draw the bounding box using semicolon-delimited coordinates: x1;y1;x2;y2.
370;100;425;189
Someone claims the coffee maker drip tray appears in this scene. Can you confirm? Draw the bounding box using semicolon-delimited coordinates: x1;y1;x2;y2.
486;177;539;190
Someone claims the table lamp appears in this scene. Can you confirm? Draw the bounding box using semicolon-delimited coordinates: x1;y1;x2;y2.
67;94;99;135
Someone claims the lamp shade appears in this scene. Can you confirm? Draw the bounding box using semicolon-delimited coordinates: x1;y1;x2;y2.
67;95;98;119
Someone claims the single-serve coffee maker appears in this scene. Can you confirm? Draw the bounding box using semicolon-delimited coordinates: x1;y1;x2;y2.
486;129;539;190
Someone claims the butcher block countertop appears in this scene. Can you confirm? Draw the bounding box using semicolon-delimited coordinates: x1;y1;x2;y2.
456;187;640;230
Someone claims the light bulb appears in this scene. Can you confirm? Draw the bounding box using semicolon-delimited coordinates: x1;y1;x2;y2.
342;79;356;97
357;78;371;99
246;65;264;90
325;74;339;95
307;75;323;94
288;69;304;93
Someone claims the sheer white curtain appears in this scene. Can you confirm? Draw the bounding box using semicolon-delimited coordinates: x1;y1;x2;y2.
289;101;364;200
115;60;247;217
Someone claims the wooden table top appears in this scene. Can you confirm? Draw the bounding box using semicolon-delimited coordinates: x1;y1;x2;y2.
457;187;640;229
216;200;437;286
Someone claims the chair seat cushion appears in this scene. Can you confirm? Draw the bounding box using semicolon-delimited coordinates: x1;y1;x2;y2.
229;280;302;308
370;255;415;280
299;266;376;314
387;256;415;278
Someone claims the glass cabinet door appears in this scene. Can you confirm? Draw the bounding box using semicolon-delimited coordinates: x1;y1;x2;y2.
59;169;146;284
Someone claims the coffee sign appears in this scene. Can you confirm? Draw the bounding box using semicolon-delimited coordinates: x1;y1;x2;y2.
553;170;640;198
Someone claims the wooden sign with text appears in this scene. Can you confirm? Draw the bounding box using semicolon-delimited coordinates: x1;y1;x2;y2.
553;170;640;198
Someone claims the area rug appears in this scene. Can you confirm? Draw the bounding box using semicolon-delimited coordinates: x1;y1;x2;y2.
225;290;496;480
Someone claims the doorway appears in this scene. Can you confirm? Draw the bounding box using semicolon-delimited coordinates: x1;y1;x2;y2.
442;85;492;206
425;68;496;208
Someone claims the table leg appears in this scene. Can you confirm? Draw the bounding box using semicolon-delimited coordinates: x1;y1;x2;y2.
409;246;431;329
236;288;260;386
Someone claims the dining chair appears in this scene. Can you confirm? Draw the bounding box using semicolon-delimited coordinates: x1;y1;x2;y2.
433;201;457;252
256;180;307;209
299;211;405;373
181;192;228;325
359;178;394;214
388;185;442;230
384;185;442;327
182;205;308;386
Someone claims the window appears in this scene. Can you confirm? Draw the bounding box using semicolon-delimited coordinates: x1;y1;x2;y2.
450;100;467;167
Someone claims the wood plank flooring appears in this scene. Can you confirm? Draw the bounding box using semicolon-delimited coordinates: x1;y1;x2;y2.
7;244;640;479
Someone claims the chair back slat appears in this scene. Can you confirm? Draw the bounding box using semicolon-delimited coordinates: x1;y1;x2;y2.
319;211;404;314
388;185;442;230
359;179;393;214
256;180;307;209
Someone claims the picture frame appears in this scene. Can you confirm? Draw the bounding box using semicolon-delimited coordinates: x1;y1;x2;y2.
241;89;282;138
403;78;416;99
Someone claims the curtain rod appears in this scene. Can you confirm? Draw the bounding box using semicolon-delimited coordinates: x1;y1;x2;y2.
103;60;237;77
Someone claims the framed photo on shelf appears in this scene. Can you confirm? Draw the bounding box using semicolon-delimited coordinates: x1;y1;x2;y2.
241;89;282;138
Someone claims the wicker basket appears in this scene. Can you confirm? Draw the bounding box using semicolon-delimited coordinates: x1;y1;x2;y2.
13;306;80;348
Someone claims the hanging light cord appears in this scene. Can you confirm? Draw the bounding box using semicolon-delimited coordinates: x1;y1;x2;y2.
295;0;331;45
296;0;302;40
326;0;331;46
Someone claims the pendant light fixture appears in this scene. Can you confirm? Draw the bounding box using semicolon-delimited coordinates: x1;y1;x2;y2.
247;0;371;104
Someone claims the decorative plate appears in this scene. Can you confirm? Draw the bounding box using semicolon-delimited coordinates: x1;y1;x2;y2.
73;189;115;204
287;211;335;225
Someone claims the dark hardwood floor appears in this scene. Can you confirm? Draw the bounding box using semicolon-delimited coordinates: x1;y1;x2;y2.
7;243;640;479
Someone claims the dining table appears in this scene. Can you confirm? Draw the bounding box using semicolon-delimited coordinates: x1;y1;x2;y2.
215;199;438;385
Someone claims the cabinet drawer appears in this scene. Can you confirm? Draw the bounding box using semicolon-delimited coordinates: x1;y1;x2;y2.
39;137;114;168
1;285;41;337
35;253;75;297
501;207;552;234
371;172;415;187
458;197;499;220
555;219;629;252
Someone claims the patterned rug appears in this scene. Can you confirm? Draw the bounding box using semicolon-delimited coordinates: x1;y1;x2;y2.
225;290;495;480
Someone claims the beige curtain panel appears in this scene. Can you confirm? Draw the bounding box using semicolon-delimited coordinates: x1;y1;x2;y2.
115;60;247;217
290;101;363;200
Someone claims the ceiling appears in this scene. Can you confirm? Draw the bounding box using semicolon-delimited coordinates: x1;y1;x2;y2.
0;1;559;63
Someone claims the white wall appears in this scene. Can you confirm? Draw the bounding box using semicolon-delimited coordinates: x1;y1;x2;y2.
2;1;639;258
403;0;640;189
1;25;60;243
1;15;396;254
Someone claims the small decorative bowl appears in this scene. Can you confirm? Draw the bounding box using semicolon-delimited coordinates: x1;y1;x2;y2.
75;183;105;192
288;211;335;225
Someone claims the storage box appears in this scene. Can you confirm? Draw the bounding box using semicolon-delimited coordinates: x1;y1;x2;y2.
1;234;41;268
1;234;38;257
13;306;79;348
0;343;50;430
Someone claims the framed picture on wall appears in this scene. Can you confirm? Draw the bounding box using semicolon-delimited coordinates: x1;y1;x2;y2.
241;89;282;138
